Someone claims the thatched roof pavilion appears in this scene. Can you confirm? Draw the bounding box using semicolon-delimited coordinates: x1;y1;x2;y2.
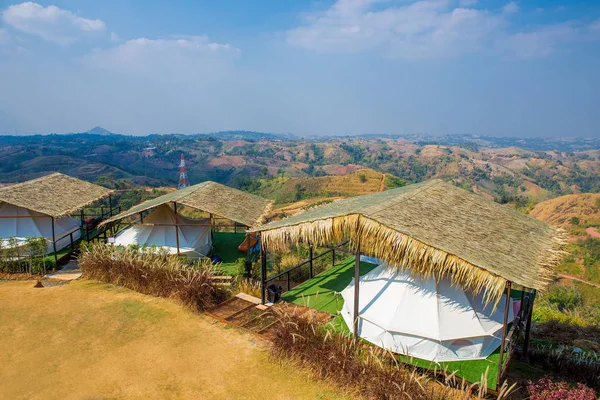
253;179;565;303
102;181;272;229
252;179;566;384
0;173;114;263
0;173;113;218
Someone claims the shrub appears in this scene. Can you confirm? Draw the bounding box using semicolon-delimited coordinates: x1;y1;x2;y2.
527;344;600;391
79;243;229;312
527;377;596;400
545;286;583;311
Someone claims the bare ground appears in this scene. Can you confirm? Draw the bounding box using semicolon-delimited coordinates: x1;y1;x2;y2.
0;280;346;400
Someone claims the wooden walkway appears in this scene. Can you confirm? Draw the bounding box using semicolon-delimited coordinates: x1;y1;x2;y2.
206;294;334;341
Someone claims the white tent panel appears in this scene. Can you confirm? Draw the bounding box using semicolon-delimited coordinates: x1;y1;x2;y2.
114;204;211;258
0;202;81;253
341;263;515;362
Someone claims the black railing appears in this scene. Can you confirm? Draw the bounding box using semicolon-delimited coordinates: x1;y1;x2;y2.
263;241;350;295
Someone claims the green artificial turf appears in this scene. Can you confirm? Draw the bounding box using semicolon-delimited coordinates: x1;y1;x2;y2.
281;256;511;389
281;257;378;314
211;232;247;275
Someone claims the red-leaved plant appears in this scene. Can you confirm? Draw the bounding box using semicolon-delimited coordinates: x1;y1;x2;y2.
527;377;596;400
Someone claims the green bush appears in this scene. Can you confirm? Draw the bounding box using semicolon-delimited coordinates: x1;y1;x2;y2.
545;286;582;311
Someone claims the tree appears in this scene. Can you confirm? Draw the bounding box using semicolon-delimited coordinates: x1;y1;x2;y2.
570;216;580;225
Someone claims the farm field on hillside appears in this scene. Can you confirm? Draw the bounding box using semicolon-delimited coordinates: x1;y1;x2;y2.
0;280;346;400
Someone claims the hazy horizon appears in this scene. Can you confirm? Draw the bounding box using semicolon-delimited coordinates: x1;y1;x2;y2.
1;1;599;138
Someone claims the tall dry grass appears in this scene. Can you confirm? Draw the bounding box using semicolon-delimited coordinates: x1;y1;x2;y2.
270;309;514;400
79;243;229;311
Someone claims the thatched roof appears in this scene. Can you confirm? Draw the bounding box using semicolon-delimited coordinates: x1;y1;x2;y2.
0;173;113;218
102;181;272;228
253;179;566;303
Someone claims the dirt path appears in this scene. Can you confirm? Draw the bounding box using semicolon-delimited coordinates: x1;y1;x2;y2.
0;280;347;400
557;273;600;289
379;173;385;192
585;227;600;239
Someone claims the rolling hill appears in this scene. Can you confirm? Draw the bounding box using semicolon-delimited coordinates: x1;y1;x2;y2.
530;194;600;227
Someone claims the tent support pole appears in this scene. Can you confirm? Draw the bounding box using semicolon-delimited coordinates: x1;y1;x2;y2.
260;235;267;304
523;289;536;358
173;202;180;257
108;194;113;217
246;234;251;277
140;212;144;224
51;216;58;267
353;239;361;341
497;281;512;385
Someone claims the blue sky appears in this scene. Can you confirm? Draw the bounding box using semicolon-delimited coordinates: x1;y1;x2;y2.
0;0;599;137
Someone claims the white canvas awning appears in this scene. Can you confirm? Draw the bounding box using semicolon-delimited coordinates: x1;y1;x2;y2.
341;261;518;362
0;202;81;253
114;204;211;258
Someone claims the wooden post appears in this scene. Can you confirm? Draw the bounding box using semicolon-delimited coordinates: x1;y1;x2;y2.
245;234;252;277
70;232;74;250
497;281;512;385
523;290;536;358
140;212;144;224
209;213;214;232
108;194;113;217
353;240;361;341
309;243;314;279
173;202;181;257
260;236;267;304
51;217;58;267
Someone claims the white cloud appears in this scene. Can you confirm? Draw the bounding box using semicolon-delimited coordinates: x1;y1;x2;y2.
503;2;519;14
110;32;119;42
2;2;105;45
287;0;600;59
84;36;239;77
287;0;506;58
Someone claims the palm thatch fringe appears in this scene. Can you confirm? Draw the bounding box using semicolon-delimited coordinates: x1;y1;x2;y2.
261;213;566;305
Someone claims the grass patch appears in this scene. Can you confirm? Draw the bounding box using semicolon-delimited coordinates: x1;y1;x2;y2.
0;279;346;399
211;232;247;275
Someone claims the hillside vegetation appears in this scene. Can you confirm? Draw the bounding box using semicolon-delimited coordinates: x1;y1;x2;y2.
252;168;404;205
528;194;600;326
530;193;600;227
2;134;599;212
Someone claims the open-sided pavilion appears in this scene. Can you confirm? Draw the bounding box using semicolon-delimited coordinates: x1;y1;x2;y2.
0;173;114;264
101;181;273;259
252;179;566;386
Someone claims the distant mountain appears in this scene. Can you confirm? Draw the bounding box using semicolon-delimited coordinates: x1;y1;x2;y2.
87;126;117;136
355;133;600;152
198;130;296;141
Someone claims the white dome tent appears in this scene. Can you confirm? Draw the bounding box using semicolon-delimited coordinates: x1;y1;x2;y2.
114;204;211;258
0;202;81;253
340;261;517;362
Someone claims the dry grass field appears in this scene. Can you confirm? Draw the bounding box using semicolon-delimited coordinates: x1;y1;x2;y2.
0;280;346;400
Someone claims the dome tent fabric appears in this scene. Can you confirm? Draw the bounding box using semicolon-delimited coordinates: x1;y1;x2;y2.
114;204;211;258
340;262;516;362
0;202;81;253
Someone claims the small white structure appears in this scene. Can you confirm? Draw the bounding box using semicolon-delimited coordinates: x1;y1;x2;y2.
0;202;81;253
114;204;211;258
340;262;516;362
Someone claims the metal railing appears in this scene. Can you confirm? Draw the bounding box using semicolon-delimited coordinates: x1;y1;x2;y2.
263;241;350;295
